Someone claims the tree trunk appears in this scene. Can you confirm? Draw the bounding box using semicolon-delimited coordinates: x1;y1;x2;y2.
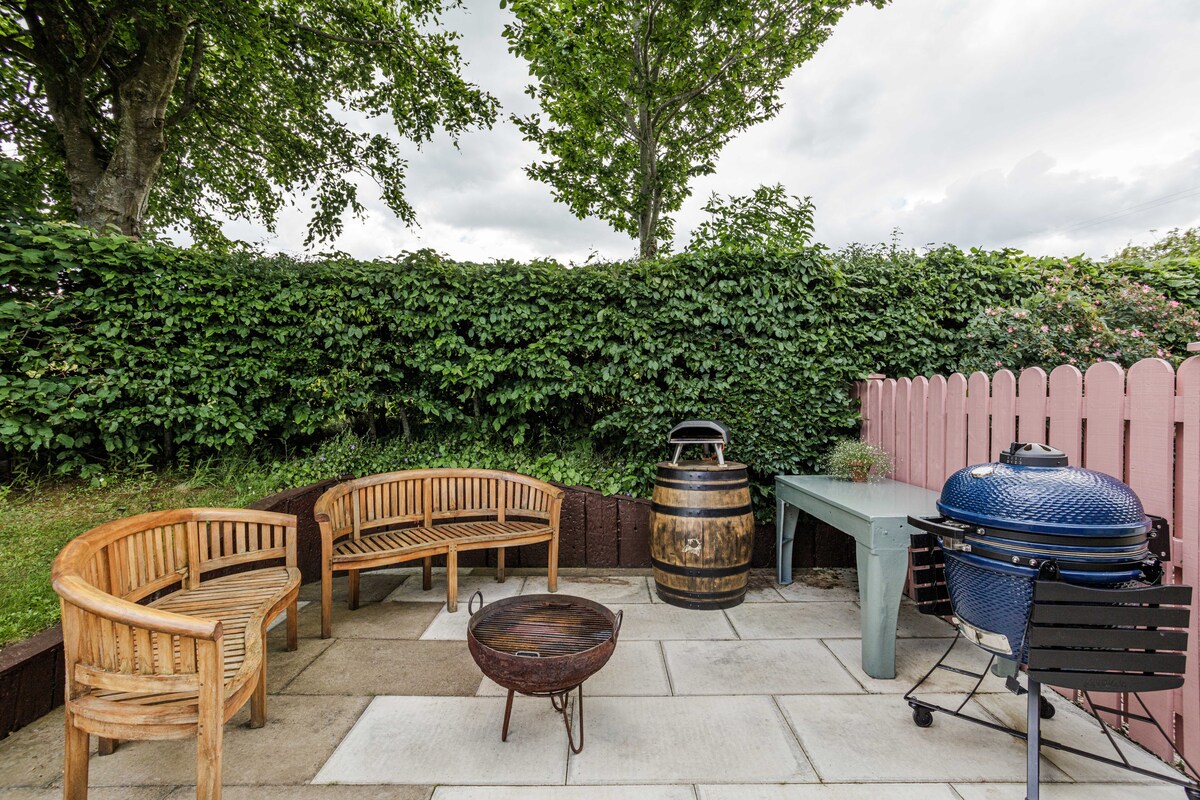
43;21;191;236
636;105;660;260
81;23;190;236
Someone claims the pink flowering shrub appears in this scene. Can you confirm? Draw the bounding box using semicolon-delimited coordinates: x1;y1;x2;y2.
957;268;1200;373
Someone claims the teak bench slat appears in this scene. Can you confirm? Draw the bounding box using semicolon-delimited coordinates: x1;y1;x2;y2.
53;508;301;800
314;469;563;637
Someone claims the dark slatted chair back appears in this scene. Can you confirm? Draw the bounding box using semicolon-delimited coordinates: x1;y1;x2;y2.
1027;580;1193;693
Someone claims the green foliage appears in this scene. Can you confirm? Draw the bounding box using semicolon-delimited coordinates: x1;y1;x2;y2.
0;1;498;243
502;0;883;257
4;222;1199;504
956;269;1200;374
688;184;816;252
1108;227;1200;307
264;432;654;498
823;438;892;481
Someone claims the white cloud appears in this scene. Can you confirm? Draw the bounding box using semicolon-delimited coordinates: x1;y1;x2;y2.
197;0;1200;261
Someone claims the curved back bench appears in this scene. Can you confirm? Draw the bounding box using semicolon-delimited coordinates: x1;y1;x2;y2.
53;508;301;800
314;469;563;636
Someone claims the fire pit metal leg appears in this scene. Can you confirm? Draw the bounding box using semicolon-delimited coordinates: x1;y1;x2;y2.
501;688;515;742
552;684;585;754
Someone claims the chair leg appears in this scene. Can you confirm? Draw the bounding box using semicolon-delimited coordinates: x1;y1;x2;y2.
423;557;432;591
496;548;506;583
250;664;267;729
98;736;118;755
547;533;559;593
196;699;223;800
63;710;90;800
285;599;298;652
348;569;360;611
321;564;333;640
447;548;459;612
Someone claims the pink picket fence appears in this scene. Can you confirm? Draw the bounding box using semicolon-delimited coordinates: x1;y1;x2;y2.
859;355;1200;765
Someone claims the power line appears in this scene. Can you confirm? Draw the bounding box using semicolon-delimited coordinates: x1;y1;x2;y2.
1043;185;1200;238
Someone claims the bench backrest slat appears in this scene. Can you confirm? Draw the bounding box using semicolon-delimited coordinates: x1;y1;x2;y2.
315;469;561;540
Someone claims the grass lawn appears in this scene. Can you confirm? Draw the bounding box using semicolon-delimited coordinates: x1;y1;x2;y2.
0;476;254;646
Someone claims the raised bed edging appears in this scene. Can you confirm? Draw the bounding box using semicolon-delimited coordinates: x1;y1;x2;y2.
0;478;851;740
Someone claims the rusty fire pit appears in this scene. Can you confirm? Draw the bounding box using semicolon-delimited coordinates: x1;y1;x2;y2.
467;592;622;753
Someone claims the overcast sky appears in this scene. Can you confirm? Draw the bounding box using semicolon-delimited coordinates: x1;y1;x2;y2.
216;0;1200;263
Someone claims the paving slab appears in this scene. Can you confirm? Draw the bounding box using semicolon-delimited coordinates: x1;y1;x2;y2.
742;571;786;602
478;640;670;697
289;599;442;640
164;787;433;800
565;695;816;785
7;788;172;800
663;639;862;695
951;784;1182;799
725;602;863;639
697;784;960;800
0;708;71;788
822;637;1007;694
85;695;370;786
432;786;695;800
283;639;483;696
606;604;738;641
383;573;525;605
774;569;860;602
263;635;337;693
893;601;956;638
974;690;1178;783
313;696;568;785
299;571;408;604
777;693;1069;783
522;574;653;603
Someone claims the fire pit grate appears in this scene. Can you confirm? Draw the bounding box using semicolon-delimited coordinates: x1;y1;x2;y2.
472;601;613;657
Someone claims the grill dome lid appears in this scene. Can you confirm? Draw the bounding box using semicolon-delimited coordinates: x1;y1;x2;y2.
936;442;1151;537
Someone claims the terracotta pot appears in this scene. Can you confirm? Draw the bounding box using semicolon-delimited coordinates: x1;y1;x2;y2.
848;461;872;483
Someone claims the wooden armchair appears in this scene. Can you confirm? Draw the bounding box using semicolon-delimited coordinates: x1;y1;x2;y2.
52;508;301;800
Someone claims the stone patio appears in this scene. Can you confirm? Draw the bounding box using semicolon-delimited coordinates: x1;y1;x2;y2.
0;568;1189;799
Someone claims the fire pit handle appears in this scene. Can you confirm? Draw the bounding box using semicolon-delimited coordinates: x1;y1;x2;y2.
612;609;623;643
468;591;484;615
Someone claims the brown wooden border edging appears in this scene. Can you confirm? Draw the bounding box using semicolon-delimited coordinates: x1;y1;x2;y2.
0;477;851;739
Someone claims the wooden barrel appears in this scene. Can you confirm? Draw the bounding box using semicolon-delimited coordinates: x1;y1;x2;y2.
650;461;755;609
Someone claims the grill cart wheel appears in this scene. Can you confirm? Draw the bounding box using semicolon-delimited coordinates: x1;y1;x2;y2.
1039;696;1055;720
911;705;934;728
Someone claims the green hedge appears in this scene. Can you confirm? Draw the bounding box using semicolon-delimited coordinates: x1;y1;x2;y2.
3;222;1197;501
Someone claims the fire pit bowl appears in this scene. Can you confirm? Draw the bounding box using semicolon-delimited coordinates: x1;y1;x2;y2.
467;592;621;752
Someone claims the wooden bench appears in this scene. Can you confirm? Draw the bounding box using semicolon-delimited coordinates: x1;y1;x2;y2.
52;508;301;800
314;468;563;637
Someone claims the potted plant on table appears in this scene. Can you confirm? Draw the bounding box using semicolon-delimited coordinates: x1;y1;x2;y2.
825;439;893;483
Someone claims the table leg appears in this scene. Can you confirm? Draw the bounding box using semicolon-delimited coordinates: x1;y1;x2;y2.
855;541;908;679
776;498;800;585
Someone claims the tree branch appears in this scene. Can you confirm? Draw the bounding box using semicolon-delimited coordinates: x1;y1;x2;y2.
166;25;205;128
0;31;37;63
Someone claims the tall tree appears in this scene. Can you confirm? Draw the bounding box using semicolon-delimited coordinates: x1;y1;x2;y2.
0;1;498;242
503;0;884;259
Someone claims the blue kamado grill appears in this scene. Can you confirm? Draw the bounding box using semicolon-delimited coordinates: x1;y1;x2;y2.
909;441;1160;662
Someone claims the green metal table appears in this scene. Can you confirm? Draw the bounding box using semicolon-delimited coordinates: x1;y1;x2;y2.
775;475;940;679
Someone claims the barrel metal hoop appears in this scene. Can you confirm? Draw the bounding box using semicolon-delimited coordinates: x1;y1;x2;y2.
651;557;751;578
655;584;747;601
653;479;751;492
655;467;748;481
651;502;754;518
